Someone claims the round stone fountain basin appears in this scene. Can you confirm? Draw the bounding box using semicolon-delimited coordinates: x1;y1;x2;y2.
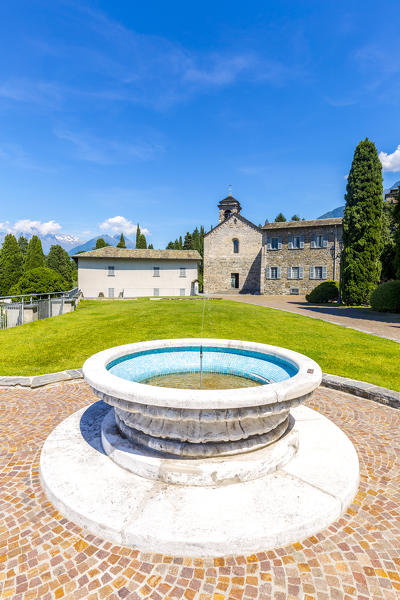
83;339;322;458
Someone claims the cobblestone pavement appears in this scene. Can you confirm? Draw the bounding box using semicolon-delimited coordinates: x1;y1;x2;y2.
0;381;399;600
221;295;400;343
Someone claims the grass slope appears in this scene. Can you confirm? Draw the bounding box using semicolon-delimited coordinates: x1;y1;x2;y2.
1;298;399;390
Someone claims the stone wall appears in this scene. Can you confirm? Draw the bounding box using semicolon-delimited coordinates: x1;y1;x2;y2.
204;216;262;294
261;224;343;295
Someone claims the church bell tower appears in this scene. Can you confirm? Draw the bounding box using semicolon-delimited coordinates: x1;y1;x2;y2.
218;194;242;223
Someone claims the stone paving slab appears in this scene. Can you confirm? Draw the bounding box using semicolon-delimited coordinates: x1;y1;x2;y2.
0;381;399;599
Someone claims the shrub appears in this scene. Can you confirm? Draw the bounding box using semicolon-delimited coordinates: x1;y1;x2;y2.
306;281;339;303
10;267;68;296
370;281;400;312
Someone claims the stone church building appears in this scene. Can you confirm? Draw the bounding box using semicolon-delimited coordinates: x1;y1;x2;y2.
204;195;343;296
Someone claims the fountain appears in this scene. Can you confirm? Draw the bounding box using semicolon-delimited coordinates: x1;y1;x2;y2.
40;338;359;556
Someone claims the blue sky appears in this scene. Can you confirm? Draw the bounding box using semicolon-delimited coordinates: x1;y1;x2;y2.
0;0;400;247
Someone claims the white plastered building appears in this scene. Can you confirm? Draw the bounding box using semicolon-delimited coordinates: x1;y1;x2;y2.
74;248;201;298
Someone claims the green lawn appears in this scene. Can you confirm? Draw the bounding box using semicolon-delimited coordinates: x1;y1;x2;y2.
1;298;399;390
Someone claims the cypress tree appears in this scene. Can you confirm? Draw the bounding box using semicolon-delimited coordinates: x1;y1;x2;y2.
341;138;383;305
148;243;154;249
95;237;109;249
274;213;286;222
138;233;147;249
116;233;126;248
47;244;73;286
0;234;24;295
24;235;45;271
135;224;141;248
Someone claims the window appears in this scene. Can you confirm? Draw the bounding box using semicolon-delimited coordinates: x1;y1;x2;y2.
180;267;186;277
233;239;239;254
231;273;239;289
108;288;114;297
310;266;327;280
153;266;160;277
290;288;300;295
288;235;304;250
107;265;115;277
266;267;281;279
180;288;185;296
287;266;304;280
267;236;282;250
311;234;328;248
153;288;159;296
224;209;232;219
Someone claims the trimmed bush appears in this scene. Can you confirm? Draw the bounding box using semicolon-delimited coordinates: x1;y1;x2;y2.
370;281;400;312
306;281;339;303
10;267;68;296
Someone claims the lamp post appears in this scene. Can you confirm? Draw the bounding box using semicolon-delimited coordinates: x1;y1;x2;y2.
330;238;344;304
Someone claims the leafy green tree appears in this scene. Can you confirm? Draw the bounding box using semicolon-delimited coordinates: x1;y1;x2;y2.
95;238;109;249
394;197;400;278
10;267;68;296
274;213;286;222
291;214;300;221
341;138;383;305
0;234;24;295
116;233;126;248
25;235;45;271
148;243;154;249
380;202;397;281
17;235;28;256
46;244;73;287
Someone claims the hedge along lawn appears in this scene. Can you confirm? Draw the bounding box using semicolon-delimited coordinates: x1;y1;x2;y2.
0;298;399;391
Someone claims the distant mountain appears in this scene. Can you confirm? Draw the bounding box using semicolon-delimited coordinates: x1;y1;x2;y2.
318;179;400;220
0;230;80;253
69;234;135;255
318;206;345;219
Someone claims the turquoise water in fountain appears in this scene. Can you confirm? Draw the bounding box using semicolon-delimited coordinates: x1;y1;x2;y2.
107;346;298;386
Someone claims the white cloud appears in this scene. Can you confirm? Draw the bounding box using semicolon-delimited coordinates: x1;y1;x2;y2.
379;145;400;172
99;216;149;236
0;219;62;235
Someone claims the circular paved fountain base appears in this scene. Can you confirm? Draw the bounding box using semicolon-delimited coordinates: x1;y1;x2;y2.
40;401;359;557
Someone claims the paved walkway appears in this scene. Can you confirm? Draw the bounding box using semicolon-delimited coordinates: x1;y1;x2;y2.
1;381;399;599
221;295;400;342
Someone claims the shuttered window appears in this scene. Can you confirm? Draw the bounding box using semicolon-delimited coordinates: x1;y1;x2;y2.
266;266;281;279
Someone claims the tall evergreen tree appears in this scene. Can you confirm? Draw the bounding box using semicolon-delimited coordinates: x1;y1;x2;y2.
24;235;45;271
95;238;109;249
17;235;28;256
0;234;24;295
341;138;383;305
183;232;193;249
178;236;183;249
47;244;73;286
135;224;141;248
148;243;154;249
274;213;286;222
138;233;147;249
116;233;126;248
291;214;301;221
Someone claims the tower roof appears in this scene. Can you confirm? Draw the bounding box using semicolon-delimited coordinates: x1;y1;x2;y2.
218;195;242;209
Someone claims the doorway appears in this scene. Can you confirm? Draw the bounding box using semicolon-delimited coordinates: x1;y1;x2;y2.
231;273;239;289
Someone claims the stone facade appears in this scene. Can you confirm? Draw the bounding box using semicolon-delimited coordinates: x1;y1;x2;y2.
204;196;343;296
261;221;343;295
204;213;262;294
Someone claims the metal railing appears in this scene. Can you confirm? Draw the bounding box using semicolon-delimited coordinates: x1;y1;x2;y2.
0;287;80;330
